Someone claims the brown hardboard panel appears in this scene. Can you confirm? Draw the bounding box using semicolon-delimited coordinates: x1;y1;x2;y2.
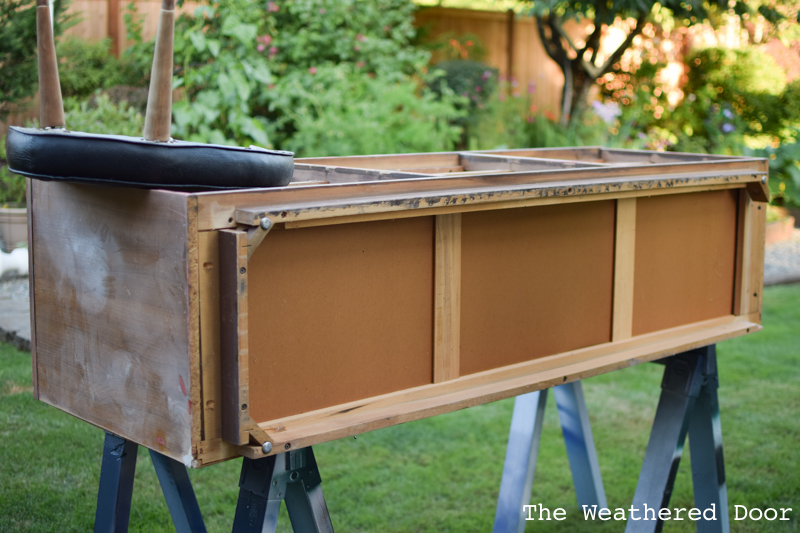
31;182;195;463
632;190;739;336
247;217;435;422
459;201;616;376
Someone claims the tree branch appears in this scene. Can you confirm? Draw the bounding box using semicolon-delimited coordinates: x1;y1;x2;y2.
592;13;648;78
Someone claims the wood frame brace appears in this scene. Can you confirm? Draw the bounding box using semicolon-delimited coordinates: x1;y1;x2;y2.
219;224;274;451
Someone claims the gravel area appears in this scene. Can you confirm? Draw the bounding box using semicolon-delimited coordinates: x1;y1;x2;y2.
764;229;800;285
0;276;29;302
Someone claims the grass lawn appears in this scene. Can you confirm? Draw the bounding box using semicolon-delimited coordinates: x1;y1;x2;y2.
1;284;798;532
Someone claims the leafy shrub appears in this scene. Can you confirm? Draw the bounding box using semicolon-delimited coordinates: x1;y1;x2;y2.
0;0;70;116
275;64;463;157
668;47;787;154
0;136;27;207
61;94;145;137
57;38;127;98
125;0;460;155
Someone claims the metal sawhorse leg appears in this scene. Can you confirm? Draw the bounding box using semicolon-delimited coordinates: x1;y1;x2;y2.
94;432;206;533
626;345;728;533
493;380;607;533
94;434;334;532
232;447;334;533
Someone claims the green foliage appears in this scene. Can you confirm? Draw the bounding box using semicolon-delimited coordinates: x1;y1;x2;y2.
429;60;497;110
0;0;71;116
60;94;145;137
754;135;800;209
56;38;126;98
122;0;458;153
0;136;27;207
272;64;463;157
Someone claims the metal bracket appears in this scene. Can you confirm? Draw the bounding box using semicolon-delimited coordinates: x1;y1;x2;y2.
245;216;274;260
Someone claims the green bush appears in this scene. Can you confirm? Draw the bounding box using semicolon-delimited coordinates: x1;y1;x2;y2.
125;0;461;155
0;136;27;207
57;38;126;98
0;0;71;117
276;64;463;157
61;94;145;137
668;46;787;154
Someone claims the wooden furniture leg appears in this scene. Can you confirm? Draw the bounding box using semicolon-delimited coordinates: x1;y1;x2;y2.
493;381;607;533
233;447;334;533
626;345;728;533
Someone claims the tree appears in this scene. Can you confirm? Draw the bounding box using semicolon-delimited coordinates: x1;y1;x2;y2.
519;0;745;126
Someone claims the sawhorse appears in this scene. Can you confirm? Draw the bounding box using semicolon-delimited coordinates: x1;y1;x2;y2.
493;380;607;533
494;345;729;533
94;435;334;532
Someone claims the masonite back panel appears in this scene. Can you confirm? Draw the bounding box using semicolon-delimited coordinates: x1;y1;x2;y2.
632;190;739;336
247;217;435;422
459;201;616;376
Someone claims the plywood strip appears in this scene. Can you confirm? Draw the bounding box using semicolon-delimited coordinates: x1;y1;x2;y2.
434;213;461;383
217;163;763;231
198;231;222;442
735;194;767;317
26;179;39;399
240;316;758;457
219;229;251;445
275;183;745;230
186;196;203;455
612;198;636;341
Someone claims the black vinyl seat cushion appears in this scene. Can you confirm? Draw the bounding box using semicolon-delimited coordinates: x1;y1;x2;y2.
5;126;294;189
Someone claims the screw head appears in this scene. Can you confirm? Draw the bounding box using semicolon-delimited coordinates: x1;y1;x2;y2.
260;217;272;231
262;441;273;454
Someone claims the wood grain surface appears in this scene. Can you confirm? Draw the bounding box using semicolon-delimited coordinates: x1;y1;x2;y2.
30;182;195;464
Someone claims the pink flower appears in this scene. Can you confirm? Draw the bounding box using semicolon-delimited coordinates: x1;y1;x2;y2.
268;46;278;58
319;8;326;14
475;86;482;92
356;34;366;42
527;81;536;94
482;70;492;80
354;45;360;52
267;1;279;12
309;66;317;74
356;61;365;68
257;35;272;45
257;44;266;52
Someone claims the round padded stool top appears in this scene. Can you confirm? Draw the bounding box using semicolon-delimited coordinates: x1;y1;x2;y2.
5;126;294;189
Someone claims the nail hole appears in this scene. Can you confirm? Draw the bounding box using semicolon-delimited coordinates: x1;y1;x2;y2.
290;472;300;481
241;403;247;410
753;292;757;297
285;443;291;450
281;211;288;218
567;188;573;194
228;217;234;223
240;267;246;274
562;376;567;382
